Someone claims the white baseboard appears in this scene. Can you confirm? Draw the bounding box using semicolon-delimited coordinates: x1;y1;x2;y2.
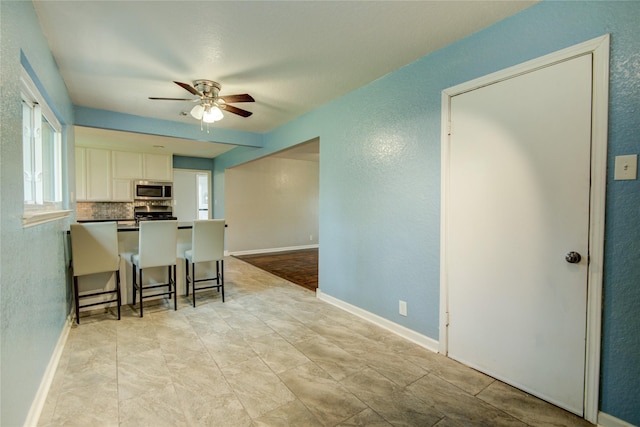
316;288;439;353
598;411;636;427
229;244;319;257
24;314;73;427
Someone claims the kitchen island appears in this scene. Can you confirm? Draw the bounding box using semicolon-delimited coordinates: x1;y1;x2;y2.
71;221;221;311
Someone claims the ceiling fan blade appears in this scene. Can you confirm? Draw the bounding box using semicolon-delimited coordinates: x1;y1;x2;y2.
149;97;197;101
174;81;202;97
223;104;253;117
219;94;255;103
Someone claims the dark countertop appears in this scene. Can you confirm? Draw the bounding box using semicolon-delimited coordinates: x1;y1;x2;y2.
77;218;134;223
117;222;193;232
68;221;193;233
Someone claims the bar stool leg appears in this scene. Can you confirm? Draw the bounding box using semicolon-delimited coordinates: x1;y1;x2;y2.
132;264;137;306
139;269;144;318
220;260;225;303
116;270;122;320
173;265;177;311
192;261;197;307
216;261;220;292
185;259;189;297
73;276;81;324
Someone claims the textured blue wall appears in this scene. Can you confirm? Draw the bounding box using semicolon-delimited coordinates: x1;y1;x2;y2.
0;2;75;426
75;106;264;147
214;2;640;424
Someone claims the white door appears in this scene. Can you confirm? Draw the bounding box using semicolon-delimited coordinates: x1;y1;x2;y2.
446;54;592;415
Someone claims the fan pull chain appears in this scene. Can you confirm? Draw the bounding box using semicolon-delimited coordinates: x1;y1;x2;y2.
199;118;211;133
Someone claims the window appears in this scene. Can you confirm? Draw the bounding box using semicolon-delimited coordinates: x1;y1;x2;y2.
21;67;70;226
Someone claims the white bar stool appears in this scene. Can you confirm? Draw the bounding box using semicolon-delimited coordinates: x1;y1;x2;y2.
131;220;178;317
185;219;225;307
70;222;121;324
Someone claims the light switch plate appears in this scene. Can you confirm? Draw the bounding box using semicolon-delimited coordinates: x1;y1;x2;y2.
614;155;638;181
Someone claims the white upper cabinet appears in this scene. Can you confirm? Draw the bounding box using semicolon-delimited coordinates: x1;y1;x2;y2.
112;151;142;179
76;147;173;202
111;151;143;201
75;147;86;201
85;148;112;201
112;179;133;201
143;153;173;181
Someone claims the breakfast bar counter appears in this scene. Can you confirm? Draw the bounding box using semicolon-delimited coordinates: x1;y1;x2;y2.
72;221;220;310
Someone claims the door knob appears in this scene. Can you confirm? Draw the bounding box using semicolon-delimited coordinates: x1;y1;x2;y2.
565;251;581;264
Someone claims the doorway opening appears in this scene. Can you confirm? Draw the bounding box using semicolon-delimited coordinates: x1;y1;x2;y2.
197;173;209;219
173;169;211;222
224;138;319;255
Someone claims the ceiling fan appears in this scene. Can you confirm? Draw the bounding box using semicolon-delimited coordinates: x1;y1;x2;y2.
149;80;254;127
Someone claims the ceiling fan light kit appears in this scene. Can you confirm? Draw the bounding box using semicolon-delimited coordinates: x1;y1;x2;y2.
150;79;254;132
189;103;223;123
203;105;224;123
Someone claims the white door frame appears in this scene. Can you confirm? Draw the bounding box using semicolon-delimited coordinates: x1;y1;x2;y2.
439;34;609;423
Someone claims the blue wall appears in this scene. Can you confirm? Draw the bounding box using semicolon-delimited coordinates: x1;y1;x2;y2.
0;2;75;426
75;106;264;147
173;155;214;171
214;2;640;424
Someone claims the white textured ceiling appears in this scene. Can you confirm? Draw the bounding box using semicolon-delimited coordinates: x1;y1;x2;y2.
33;1;535;157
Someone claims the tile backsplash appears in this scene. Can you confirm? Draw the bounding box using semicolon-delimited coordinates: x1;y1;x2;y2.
77;201;172;220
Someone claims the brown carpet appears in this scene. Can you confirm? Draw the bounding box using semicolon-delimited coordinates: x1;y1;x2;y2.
233;249;318;291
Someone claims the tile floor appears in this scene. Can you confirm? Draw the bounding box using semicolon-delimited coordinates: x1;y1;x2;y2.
38;257;592;427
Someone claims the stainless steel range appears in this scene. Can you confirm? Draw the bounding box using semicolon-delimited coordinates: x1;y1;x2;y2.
134;205;177;224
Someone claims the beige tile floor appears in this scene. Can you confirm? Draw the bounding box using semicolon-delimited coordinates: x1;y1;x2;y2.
38;257;592;427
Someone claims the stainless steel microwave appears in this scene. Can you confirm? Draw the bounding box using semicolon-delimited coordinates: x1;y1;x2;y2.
133;180;173;200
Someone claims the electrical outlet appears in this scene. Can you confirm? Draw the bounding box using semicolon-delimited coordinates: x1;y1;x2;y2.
399;300;407;316
309;234;313;241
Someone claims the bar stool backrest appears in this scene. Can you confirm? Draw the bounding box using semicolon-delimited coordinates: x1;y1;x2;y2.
191;219;225;263
70;222;119;277
138;220;178;269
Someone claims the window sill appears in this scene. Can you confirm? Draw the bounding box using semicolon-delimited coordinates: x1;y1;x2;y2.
22;210;72;228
